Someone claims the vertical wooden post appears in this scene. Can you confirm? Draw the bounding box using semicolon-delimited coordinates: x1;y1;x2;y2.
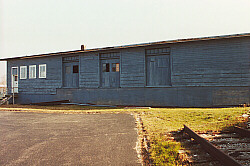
12;86;14;105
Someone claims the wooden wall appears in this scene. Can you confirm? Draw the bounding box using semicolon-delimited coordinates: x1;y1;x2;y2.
7;36;250;106
7;56;62;95
120;47;145;87
79;52;99;88
171;37;250;86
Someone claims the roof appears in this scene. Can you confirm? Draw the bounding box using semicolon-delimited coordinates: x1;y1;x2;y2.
1;33;249;61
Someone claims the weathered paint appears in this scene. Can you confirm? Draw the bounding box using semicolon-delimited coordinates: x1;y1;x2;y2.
14;87;249;107
6;35;250;107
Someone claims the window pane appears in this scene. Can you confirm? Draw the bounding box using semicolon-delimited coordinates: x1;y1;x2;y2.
116;63;119;72
32;69;35;78
112;63;119;72
73;65;79;73
39;64;46;78
22;68;25;78
41;67;45;77
12;68;17;75
20;67;27;79
29;65;36;78
102;63;110;72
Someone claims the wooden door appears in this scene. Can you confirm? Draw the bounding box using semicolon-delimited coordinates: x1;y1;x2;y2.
72;63;79;88
63;62;79;88
101;59;120;88
11;67;18;93
147;55;170;86
110;60;120;87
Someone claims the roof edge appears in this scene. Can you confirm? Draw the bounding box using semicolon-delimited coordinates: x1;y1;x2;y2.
1;32;249;61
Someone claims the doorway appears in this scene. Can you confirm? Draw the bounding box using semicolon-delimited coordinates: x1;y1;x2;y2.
11;67;18;93
101;59;120;88
62;56;79;88
100;52;120;88
146;47;171;86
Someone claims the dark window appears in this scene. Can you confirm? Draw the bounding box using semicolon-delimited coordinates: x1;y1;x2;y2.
12;68;18;75
102;63;110;72
73;65;79;73
112;63;119;72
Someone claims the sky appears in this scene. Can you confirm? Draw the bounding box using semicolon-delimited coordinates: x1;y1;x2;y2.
0;0;250;83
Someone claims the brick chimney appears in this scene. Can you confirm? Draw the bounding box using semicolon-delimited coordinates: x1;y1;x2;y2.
81;45;85;50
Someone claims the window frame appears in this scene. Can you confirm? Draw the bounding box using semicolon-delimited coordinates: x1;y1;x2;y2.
39;64;46;78
20;66;27;79
29;65;36;79
112;63;119;72
102;63;110;72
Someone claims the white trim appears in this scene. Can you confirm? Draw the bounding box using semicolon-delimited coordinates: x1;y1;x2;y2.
11;67;18;93
29;65;36;79
20;66;27;79
11;66;18;75
39;64;46;78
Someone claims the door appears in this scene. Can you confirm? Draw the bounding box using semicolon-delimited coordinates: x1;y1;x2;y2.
63;62;79;88
101;59;120;88
147;55;170;86
11;67;18;93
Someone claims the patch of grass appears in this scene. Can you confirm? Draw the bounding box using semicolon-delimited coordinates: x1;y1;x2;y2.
140;107;249;165
151;139;181;166
141;107;248;133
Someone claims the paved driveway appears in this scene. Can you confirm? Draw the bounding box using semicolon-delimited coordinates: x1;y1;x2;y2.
0;111;140;166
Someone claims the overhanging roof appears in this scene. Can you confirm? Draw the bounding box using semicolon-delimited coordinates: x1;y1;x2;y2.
1;33;249;61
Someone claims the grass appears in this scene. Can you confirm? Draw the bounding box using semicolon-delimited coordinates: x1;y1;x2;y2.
0;105;249;165
140;107;248;133
139;107;249;165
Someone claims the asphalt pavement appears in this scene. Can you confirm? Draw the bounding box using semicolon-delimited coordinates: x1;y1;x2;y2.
0;111;140;166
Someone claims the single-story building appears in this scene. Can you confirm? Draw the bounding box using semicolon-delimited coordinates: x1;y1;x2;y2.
0;33;249;107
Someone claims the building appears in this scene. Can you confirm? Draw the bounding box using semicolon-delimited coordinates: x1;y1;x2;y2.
0;33;249;107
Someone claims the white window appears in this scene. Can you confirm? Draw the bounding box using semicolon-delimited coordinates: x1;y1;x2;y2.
39;64;46;78
29;65;36;79
20;66;27;79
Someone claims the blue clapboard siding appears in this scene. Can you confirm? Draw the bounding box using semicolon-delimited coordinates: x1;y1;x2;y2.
7;56;62;95
6;35;250;106
120;48;145;87
171;37;250;86
15;86;249;107
79;53;99;88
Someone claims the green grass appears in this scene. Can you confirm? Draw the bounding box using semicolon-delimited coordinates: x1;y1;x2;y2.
141;108;248;133
140;107;249;165
0;105;249;165
151;140;181;166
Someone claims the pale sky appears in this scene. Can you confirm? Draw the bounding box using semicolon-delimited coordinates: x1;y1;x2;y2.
0;0;250;83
